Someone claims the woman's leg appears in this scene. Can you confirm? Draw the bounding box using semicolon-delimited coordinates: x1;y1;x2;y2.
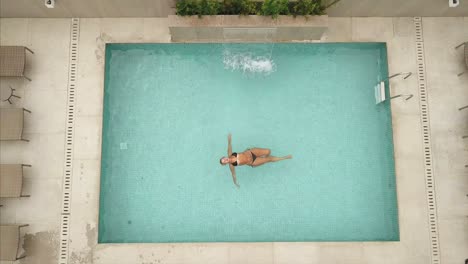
249;148;271;157
251;155;292;167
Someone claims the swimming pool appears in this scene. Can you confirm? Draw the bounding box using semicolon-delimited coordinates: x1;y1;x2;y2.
98;43;399;243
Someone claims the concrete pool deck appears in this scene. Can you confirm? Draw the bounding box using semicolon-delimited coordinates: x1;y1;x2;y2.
0;17;467;264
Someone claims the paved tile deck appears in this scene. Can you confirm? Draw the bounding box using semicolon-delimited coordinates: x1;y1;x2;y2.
0;17;467;264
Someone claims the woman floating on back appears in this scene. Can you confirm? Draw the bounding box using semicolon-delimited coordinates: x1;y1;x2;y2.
219;134;292;187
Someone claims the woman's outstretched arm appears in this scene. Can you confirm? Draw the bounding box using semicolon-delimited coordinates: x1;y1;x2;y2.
229;164;239;188
227;134;239;187
227;133;232;156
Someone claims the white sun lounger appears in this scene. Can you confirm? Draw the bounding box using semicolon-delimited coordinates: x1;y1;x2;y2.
456;41;467;76
0;224;29;261
0;164;31;198
0;46;34;81
0;108;31;141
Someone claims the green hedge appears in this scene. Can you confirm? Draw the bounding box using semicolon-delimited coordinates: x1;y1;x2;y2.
176;0;326;18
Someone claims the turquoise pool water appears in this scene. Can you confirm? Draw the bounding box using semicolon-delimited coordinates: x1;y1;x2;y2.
99;43;399;243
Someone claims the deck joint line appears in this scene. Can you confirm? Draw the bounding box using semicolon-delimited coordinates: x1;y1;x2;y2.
58;17;80;264
413;17;441;264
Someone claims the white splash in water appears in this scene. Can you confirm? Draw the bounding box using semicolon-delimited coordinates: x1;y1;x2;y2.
223;51;276;75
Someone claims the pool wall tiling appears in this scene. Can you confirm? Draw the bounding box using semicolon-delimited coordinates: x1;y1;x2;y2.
98;43;398;243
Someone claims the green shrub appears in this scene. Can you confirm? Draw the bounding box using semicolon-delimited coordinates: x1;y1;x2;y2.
175;0;325;17
199;0;221;15
223;0;258;15
291;0;326;16
292;0;315;16
314;0;326;15
176;0;199;16
260;0;290;18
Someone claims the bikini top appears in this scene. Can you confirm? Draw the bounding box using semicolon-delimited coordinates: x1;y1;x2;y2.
231;152;238;166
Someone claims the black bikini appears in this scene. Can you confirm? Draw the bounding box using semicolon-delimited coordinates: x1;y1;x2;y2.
231;151;257;166
232;153;238;166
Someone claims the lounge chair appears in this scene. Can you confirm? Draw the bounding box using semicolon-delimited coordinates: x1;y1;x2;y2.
0;225;29;261
0;108;31;141
0;46;34;81
0;164;31;198
456;42;468;76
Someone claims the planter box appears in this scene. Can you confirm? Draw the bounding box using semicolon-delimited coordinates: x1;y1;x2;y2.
168;15;328;42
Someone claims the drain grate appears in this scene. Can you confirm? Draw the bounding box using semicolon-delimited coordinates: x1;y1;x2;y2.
59;18;80;264
413;17;441;264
